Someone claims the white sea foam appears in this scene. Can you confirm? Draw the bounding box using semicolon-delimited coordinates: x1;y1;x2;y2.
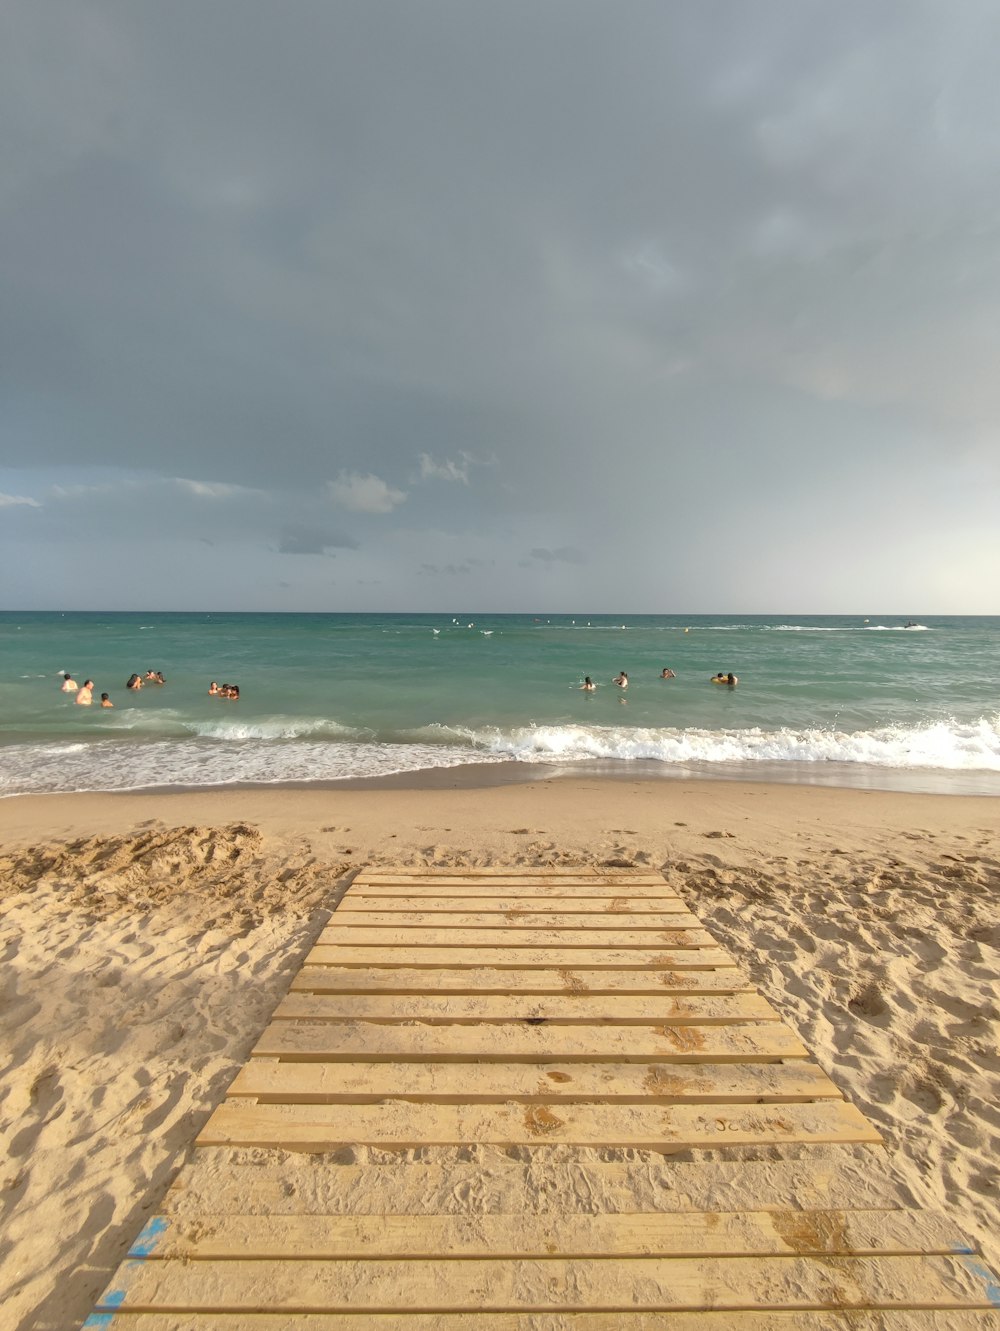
2;716;998;797
447;716;1000;772
104;712;364;741
184;716;365;741
720;624;933;632
0;739;504;796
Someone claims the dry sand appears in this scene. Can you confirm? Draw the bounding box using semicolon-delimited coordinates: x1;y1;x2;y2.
0;777;997;1330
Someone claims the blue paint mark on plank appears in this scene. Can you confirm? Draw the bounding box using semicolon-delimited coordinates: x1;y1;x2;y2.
961;1255;1000;1306
950;1242;976;1255
82;1317;115;1328
95;1289;126;1310
128;1215;169;1257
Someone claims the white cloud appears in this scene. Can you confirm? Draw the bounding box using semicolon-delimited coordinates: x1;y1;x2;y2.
175;478;265;500
328;471;407;514
0;492;41;508
418;452;475;484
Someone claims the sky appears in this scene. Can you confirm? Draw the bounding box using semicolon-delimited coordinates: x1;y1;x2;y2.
2;0;999;613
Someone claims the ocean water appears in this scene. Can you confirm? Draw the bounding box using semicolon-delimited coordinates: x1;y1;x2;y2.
1;611;998;797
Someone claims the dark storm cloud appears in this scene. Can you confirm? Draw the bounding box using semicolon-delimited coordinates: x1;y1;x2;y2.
2;1;999;608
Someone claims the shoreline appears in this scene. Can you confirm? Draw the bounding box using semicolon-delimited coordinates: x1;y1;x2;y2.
3;771;1000;850
3;753;1000;807
2;777;998;1328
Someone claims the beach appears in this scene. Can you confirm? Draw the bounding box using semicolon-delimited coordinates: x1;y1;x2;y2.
1;776;998;1330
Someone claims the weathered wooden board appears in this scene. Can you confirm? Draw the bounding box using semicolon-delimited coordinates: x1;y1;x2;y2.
251;1019;808;1063
355;869;669;881
77;1310;1000;1331
330;910;704;930
197;1099;880;1151
349;881;675;895
339;895;686;913
226;1059;843;1105
271;991;780;1025
163;1156;912;1218
130;1208;968;1261
91;1252;993;1314
316;926;718;948
291;965;753;995
304;945;737;970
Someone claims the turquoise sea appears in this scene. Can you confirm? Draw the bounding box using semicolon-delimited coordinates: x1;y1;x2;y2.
1;612;998;797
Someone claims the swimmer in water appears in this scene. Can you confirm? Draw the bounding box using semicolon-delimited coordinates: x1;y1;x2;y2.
100;692;114;708
75;680;94;705
61;672;78;693
727;673;738;687
660;668;675;678
612;671;628;688
711;673;727;684
580;676;596;691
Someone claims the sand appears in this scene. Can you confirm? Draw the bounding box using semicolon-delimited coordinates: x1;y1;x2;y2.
0;777;997;1330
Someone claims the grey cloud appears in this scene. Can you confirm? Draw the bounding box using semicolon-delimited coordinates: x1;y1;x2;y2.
3;2;999;609
419;563;473;577
277;526;359;556
529;547;586;566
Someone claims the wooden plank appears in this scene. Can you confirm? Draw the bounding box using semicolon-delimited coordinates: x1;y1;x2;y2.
271;992;781;1025
77;1310;1000;1331
316;927;718;948
355;869;666;880
92;1253;992;1314
197;1099;880;1150
226;1059;843;1104
349;882;676;897
129;1208;968;1261
339;895;686;913
330;911;704;930
251;1019;808;1063
291;965;753;995
162;1156;913;1217
304;945;736;970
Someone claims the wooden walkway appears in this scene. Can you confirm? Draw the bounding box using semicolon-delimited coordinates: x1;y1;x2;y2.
88;868;1000;1327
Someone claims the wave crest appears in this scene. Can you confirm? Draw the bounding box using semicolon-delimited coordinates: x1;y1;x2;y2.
442;717;1000;771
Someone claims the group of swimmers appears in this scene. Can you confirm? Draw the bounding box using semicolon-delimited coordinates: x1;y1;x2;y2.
580;667;737;692
62;667;231;711
126;670;166;690
61;673;113;707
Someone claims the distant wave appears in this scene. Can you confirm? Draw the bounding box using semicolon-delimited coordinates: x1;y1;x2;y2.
720;623;933;632
105;711;365;741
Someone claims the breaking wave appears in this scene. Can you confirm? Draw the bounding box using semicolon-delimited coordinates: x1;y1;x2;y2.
2;715;997;797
